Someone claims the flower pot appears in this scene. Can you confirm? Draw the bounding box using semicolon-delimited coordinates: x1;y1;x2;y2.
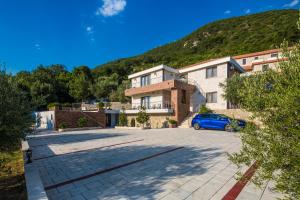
170;124;177;128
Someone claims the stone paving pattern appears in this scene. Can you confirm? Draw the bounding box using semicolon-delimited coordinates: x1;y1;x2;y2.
27;128;280;200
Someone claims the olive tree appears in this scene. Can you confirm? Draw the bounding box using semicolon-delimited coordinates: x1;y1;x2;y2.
0;69;34;150
221;41;300;199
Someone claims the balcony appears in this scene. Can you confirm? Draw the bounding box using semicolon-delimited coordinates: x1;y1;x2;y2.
125;78;195;96
124;101;174;114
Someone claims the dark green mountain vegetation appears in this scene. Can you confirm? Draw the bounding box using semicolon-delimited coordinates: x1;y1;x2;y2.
13;9;300;109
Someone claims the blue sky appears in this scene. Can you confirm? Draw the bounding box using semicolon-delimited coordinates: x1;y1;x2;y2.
0;0;298;73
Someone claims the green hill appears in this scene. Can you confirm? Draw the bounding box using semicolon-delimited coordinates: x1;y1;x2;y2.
94;9;300;77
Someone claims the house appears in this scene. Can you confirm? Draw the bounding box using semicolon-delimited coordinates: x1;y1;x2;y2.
233;49;284;72
124;57;245;128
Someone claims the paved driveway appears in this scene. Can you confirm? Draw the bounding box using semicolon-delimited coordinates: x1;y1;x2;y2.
26;128;279;200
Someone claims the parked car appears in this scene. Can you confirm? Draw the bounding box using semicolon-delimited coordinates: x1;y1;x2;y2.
191;113;246;131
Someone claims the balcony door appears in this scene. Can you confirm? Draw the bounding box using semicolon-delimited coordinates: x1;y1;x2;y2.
141;96;151;109
141;75;150;87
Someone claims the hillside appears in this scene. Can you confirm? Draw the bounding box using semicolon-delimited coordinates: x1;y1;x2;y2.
94;9;300;77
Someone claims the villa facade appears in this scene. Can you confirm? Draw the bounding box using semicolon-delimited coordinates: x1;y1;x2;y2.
123;48;285;128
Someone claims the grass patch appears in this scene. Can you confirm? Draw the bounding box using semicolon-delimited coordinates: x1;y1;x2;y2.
0;149;27;200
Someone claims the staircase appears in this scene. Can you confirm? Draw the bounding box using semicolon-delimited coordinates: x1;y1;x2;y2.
178;112;198;128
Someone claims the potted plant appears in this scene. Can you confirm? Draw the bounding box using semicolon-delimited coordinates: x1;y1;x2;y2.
168;119;178;128
97;102;105;111
136;107;150;129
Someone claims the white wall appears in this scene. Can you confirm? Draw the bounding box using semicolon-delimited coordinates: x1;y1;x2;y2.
131;70;164;88
236;52;283;68
253;62;279;72
35;111;55;130
164;70;176;81
188;63;228;110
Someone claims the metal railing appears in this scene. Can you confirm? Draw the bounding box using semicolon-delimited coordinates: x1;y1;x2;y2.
129;101;173;110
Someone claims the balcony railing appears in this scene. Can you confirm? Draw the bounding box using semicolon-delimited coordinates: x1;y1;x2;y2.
130;101;173;110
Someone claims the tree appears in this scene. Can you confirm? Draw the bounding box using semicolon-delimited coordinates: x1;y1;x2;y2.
136;107;150;128
92;73;119;100
118;108;127;126
69;66;93;102
198;104;212;114
221;41;300;198
0;69;34;150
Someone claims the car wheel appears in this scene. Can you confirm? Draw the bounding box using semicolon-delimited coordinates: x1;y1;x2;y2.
193;123;200;130
225;124;233;132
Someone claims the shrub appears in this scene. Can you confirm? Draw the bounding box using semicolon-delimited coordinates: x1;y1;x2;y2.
136;107;150;128
47;102;59;109
228;118;241;132
97;102;104;109
118;108;127;126
59;122;68;129
168;119;177;125
198;104;212;114
130;118;135;127
77;117;87;127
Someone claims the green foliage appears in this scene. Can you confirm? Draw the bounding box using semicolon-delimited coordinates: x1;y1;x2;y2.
0;69;34;150
58;122;68;129
228;118;241;132
118;108;128;126
77;117;88;127
130;118;135;127
69;66;93;102
94;10;299;74
97;102;105;109
136;107;150;128
198;104;212;114
47;102;59;109
222;42;300;198
168;119;177;125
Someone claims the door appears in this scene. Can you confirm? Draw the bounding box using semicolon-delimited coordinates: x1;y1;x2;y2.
106;114;111;127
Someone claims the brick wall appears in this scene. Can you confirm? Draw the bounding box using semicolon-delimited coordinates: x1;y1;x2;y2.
54;110;106;130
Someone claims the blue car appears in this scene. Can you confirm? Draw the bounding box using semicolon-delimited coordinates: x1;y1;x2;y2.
191;113;246;131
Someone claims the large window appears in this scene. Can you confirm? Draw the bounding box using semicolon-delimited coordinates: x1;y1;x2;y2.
271;53;278;58
242;59;247;65
206;66;217;78
206;92;217;103
141;96;151;109
141;75;150;87
262;64;269;72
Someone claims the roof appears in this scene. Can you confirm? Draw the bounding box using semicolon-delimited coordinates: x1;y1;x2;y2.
233;49;280;59
178;57;245;74
128;64;179;79
243;58;288;71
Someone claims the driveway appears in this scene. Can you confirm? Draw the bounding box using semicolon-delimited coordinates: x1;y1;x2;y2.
26;128;279;200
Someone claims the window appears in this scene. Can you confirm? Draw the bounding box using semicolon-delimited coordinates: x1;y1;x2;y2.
262;64;269;72
206;92;217;103
271;53;278;58
141;96;150;109
206;66;217;78
181;90;186;104
254;57;259;60
242;59;247;65
141;75;150;87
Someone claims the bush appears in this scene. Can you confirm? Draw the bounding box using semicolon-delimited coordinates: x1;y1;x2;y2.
198;104;212;114
97;102;104;109
168;119;177;125
136;107;149;128
77;117;87;127
130;118;135;127
118;108;127;126
47;102;59;109
59;122;68;129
